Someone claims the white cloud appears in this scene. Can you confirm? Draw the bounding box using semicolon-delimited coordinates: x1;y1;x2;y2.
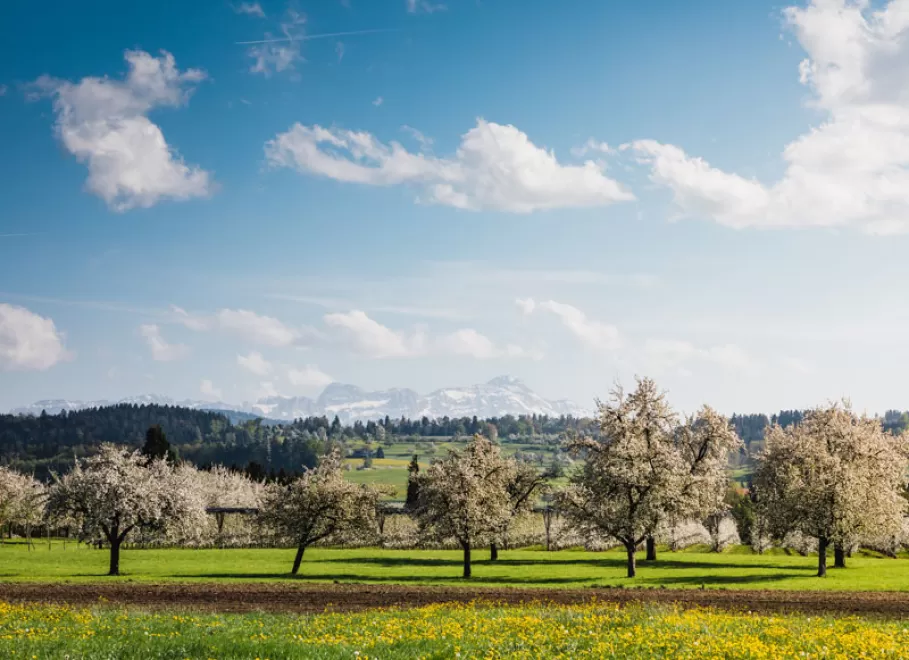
0;303;69;371
521;298;621;352
217;309;304;347
234;2;266;17
237;350;273;376
435;328;532;360
172;306;310;347
515;298;536;315
571;138;615;158
265;118;634;212
170;305;210;331
372;96;383;107
407;0;446;13
324;309;531;360
324;310;423;358
200;379;223;400
631;0;909;234
0;85;7;97
645;339;759;374
401;125;433;150
139;324;189;362
34;50;213;211
286;364;333;391
247;9;306;76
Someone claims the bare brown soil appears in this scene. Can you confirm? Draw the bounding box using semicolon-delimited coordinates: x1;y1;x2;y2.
2;583;909;617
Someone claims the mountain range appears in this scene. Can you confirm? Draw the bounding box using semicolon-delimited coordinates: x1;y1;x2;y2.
9;376;592;423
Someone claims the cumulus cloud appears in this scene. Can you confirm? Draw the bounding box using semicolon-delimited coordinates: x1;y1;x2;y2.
200;379;223;400
33;50;213;211
645;339;759;374
217;309;309;347
174;306;312;347
0;303;70;371
237;350;273;376
324;310;424;358
325;309;532;360
265;118;634;212
140;324;189;361
631;0;909;233
519;298;621;352
286;364;333;391
435;328;534;360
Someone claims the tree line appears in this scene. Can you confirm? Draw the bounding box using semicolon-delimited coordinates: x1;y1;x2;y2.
0;405;589;480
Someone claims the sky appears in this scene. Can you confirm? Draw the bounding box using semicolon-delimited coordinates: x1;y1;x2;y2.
3;0;909;415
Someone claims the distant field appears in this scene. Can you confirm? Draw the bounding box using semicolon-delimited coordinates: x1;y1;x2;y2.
4;541;909;591
343;440;558;498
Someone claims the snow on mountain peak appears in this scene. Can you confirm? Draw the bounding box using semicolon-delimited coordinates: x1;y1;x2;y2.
9;376;591;422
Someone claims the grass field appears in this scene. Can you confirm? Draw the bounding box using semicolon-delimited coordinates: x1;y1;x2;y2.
1;600;905;659
4;541;909;591
342;440;557;498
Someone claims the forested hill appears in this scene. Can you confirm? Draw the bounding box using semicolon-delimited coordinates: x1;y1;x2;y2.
0;404;592;480
0;405;321;480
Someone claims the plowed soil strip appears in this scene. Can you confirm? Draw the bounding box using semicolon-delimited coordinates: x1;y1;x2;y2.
2;583;909;617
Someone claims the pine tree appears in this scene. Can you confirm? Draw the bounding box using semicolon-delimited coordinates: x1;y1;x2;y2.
405;454;421;509
141;425;175;463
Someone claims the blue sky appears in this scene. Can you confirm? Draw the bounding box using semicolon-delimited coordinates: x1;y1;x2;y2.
3;0;909;415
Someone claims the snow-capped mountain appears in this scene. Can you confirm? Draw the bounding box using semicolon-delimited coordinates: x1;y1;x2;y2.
9;376;592;422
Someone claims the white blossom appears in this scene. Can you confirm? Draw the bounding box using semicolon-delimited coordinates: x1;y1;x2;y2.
45;444;205;575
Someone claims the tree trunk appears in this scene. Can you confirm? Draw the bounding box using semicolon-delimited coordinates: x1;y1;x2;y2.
462;541;472;579
291;544;306;575
817;536;828;578
108;537;121;576
646;536;657;561
490;542;498;561
625;541;637;578
834;543;846;569
216;512;225;539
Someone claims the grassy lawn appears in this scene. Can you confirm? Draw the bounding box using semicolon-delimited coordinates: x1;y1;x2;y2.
342;465;411;498
4;541;909;590
2;600;905;659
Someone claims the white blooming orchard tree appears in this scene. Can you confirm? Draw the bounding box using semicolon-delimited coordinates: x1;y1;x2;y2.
0;467;45;541
260;449;379;575
674;406;743;544
46;444;205;575
490;460;548;561
558;378;741;578
411;435;512;578
755;403;909;577
191;465;264;544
